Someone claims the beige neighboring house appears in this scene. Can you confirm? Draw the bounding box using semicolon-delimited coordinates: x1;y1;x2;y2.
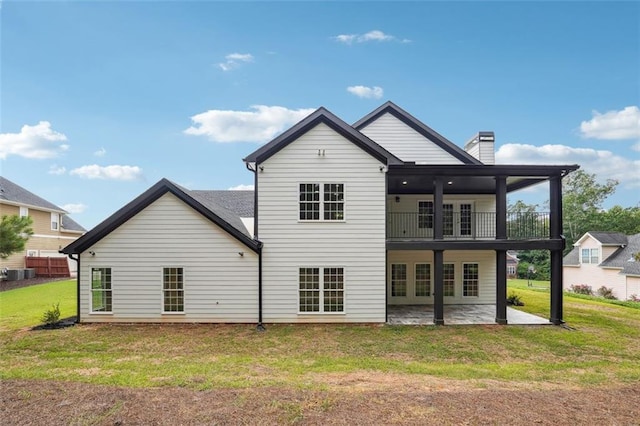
563;231;640;300
0;176;86;275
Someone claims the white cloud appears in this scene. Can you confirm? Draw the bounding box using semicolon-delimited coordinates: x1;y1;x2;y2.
228;184;254;191
496;143;640;188
48;165;67;175
633;141;640;152
580;106;640;140
69;165;143;181
94;147;106;157
0;121;69;160
184;105;315;143
347;85;384;99
333;30;409;44
218;52;254;71
62;203;87;214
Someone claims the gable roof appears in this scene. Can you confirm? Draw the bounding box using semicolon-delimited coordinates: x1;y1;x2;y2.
61;215;87;233
61;179;260;254
575;231;628;247
563;246;580;266
243;107;402;165
599;233;640;276
190;190;254;217
0;176;66;213
353;101;483;165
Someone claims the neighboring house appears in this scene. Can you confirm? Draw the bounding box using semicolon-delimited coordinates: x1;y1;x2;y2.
62;101;578;325
0;176;86;275
563;232;640;300
506;251;519;278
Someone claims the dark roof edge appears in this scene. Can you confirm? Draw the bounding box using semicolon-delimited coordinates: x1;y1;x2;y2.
243;107;402;165
353;101;483;165
388;163;580;177
61;179;260;254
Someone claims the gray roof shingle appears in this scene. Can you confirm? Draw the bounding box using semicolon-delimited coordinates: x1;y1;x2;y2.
0;176;65;212
190;190;254;217
600;233;640;276
563;246;580;266
587;231;628;245
61;215;87;233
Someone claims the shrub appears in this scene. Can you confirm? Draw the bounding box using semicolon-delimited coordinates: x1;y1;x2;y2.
628;294;640;303
596;286;616;300
569;284;593;295
507;292;524;306
41;302;60;326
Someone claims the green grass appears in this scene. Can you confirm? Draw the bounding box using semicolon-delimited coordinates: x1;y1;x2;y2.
1;279;639;391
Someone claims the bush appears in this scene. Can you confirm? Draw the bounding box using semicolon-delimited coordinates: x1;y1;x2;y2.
569;284;593;295
507;292;524;306
41;302;60;326
596;286;617;300
627;294;639;303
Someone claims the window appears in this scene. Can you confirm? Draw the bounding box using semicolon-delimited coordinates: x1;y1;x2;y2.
418;201;433;229
415;263;431;296
163;267;184;312
299;183;344;221
19;207;29;217
443;204;454;236
51;212;59;230
581;248;599;264
443;263;455;297
463;263;479;297
391;264;407;297
91;268;112;312
299;267;344;313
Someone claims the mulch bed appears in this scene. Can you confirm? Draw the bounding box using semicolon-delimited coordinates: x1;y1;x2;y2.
0;277;71;292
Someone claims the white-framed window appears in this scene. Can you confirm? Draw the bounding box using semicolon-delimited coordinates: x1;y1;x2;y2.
163;267;184;313
417;201;434;229
299;183;344;221
581;248;599;264
19;206;29;217
443;263;455;297
391;263;407;297
91;268;112;313
415;263;431;296
26;250;38;257
463;263;479;297
51;212;59;230
299;267;344;313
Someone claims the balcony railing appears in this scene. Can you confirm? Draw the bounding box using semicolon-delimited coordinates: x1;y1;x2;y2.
387;212;550;240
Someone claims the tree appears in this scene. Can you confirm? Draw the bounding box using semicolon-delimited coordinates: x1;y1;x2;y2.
516;250;550;281
0;215;34;259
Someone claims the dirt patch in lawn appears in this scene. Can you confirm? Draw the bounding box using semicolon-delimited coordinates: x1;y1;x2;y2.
2;379;638;425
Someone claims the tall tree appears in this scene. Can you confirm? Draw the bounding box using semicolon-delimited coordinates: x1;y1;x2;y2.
0;215;34;259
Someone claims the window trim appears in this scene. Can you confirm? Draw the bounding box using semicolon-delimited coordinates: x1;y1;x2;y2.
162;267;185;314
297;266;346;314
414;263;432;297
417;201;434;230
580;248;599;264
90;267;113;314
19;206;29;217
51;212;59;231
443;262;456;297
298;182;346;222
390;263;408;297
462;262;479;298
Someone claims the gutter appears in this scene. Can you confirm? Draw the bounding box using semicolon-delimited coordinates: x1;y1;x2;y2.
257;241;265;331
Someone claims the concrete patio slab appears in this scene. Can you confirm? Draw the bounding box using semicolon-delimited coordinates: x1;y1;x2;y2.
387;304;551;326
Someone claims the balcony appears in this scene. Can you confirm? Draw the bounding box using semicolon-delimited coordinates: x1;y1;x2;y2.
387;212;550;241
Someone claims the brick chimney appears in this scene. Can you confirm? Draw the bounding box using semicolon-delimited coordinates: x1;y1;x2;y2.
464;131;495;165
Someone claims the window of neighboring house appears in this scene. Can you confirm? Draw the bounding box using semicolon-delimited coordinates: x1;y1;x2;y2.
443;263;455;297
581;248;599;264
299;183;344;221
391;264;407;297
463;263;479;297
91;268;112;312
19;207;29;217
418;201;434;229
415;263;431;296
51;212;59;230
299;267;344;313
163;267;184;313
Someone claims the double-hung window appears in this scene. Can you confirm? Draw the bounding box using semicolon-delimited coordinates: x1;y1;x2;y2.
418;201;434;229
299;267;344;313
443;263;455;297
91;268;112;312
51;213;59;230
391;264;407;297
415;263;431;296
163;267;184;313
581;248;599;264
463;263;479;297
19;207;29;217
299;183;344;221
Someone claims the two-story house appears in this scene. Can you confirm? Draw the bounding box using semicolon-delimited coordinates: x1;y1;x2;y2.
62;102;578;325
1;176;86;275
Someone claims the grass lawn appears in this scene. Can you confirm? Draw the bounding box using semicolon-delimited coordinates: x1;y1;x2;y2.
1;279;639;391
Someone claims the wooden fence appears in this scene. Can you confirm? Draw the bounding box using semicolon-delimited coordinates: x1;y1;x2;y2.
25;257;70;277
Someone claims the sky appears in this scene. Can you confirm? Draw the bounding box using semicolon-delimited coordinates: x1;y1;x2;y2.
1;1;639;229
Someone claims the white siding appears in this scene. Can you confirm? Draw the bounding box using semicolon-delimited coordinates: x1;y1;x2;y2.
258;122;387;322
359;112;464;164
388;250;497;305
79;193;258;323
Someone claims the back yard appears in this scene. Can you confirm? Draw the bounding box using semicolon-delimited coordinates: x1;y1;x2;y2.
1;279;639;425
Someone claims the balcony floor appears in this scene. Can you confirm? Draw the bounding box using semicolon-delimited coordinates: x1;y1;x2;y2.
387;304;551;325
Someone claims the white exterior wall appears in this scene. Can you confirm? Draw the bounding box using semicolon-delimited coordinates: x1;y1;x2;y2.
626;276;640;299
258;123;387;323
359;113;464;164
387;250;496;304
79;193;258;323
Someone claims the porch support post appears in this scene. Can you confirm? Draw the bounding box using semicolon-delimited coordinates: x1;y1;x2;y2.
433;250;444;325
433;178;443;240
549;175;564;325
495;250;507;324
495;176;507;240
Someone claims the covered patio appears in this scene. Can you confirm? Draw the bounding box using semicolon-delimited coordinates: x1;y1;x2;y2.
387;305;551;325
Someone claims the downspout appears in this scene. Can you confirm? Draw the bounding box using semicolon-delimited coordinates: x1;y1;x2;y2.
247;161;265;331
257;241;264;331
67;253;80;323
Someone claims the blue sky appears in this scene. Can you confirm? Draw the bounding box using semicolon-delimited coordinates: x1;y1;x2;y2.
1;1;638;229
